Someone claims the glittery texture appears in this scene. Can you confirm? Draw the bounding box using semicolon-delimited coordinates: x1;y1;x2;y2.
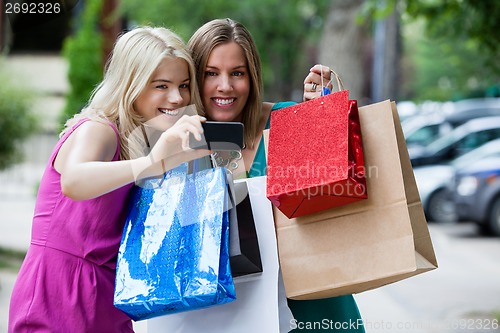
114;165;236;321
267;91;367;218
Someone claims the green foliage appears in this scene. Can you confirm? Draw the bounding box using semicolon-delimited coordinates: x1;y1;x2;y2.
0;246;26;271
363;0;500;67
404;0;500;67
363;0;500;101
119;0;329;101
401;19;499;101
0;66;38;170
61;0;104;127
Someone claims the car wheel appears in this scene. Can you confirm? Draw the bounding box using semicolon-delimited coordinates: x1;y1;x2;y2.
488;196;500;237
426;189;457;223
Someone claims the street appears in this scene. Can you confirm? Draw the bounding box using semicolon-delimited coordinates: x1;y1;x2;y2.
355;222;500;333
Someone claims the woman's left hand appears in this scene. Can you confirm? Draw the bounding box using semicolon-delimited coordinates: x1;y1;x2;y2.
303;64;334;102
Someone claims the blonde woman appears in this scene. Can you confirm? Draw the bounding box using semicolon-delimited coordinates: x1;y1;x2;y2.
8;26;210;332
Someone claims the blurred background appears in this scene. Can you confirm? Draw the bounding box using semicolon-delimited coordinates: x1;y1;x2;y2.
1;0;500;332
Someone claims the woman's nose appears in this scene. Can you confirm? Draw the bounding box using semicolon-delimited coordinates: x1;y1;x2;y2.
168;89;184;104
217;75;232;91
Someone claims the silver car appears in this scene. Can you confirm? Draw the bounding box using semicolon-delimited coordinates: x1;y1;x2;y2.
413;138;500;222
410;116;500;167
451;157;500;236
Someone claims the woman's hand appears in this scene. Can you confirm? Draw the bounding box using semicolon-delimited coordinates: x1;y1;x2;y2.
138;115;211;178
303;64;335;102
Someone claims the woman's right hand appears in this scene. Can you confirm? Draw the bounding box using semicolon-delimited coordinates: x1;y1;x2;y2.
146;115;211;175
303;64;335;102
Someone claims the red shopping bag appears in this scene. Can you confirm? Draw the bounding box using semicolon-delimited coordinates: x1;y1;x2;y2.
266;89;367;218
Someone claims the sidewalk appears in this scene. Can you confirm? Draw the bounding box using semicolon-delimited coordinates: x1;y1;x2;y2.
0;159;43;332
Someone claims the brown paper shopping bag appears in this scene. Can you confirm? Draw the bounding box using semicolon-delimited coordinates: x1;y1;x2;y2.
270;100;438;300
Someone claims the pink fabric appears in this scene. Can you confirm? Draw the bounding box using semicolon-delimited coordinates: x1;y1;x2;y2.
9;119;134;333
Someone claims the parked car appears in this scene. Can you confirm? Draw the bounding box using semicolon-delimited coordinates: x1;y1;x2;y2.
402;114;453;151
413;138;500;222
410;116;500;167
403;98;500;154
414;165;456;222
445;97;500;127
451;157;500;236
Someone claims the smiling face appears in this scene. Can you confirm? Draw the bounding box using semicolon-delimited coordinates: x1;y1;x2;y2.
202;42;250;122
133;57;191;129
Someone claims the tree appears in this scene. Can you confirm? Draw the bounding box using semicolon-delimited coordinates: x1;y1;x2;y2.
402;0;500;100
404;0;500;72
364;0;500;101
0;67;38;170
61;0;103;127
317;0;403;104
318;0;372;102
400;19;500;101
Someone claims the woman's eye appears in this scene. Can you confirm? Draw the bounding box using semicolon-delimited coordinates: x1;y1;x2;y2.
205;71;217;77
232;71;244;77
180;83;189;89
156;84;168;89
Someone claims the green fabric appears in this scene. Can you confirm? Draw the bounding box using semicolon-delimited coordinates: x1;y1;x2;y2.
249;102;365;332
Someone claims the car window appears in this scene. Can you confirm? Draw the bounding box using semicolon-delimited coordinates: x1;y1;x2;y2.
455;129;500;154
426;127;466;154
405;124;441;146
451;139;500;169
457;132;485;150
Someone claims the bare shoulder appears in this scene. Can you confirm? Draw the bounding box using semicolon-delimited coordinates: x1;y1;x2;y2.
72;120;118;152
56;120;119;170
74;120;117;141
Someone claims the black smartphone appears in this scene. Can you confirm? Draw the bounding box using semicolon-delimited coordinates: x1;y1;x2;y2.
189;121;245;150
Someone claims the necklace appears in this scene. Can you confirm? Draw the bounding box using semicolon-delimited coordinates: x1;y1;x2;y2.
211;150;243;172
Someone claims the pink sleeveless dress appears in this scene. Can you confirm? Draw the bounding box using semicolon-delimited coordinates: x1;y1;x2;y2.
9;119;134;333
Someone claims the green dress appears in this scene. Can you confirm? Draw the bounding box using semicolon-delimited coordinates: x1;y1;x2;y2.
248;102;365;333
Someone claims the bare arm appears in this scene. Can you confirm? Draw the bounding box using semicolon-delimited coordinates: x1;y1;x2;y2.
56;116;210;201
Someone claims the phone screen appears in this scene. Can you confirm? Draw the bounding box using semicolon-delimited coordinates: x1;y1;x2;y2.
189;121;245;150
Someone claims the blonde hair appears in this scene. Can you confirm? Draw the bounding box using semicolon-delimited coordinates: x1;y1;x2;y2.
188;18;263;149
62;26;203;160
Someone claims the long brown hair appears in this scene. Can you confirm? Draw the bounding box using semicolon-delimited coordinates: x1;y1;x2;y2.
188;18;263;149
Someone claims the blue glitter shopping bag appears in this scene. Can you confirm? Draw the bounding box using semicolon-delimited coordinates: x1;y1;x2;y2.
114;164;236;321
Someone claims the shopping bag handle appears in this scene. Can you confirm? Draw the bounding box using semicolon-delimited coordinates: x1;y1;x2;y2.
320;65;345;96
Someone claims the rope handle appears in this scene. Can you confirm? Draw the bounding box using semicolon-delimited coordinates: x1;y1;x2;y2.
320;65;345;96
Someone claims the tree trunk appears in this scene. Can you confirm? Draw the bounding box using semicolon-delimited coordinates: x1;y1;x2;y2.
318;0;371;103
100;0;123;66
372;4;401;103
